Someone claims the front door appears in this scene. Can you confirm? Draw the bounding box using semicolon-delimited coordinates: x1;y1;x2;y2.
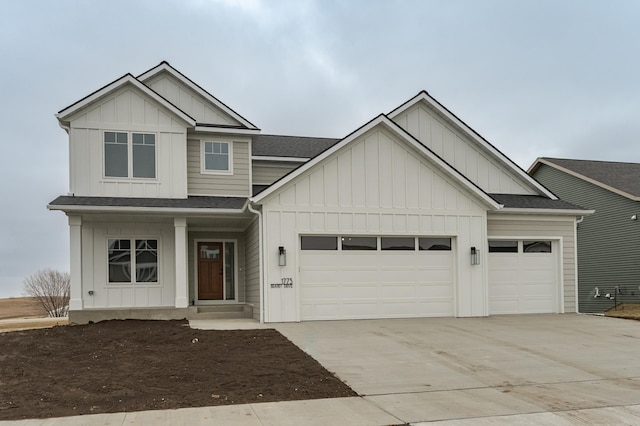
198;242;224;300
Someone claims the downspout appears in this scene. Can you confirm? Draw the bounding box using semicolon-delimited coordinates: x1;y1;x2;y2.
246;202;265;323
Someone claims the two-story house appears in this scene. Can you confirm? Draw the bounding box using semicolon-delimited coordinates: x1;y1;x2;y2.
49;62;591;323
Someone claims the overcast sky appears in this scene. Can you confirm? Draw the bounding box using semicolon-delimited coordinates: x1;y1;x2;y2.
1;0;639;298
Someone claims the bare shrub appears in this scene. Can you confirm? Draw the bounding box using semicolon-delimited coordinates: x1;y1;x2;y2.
23;269;70;317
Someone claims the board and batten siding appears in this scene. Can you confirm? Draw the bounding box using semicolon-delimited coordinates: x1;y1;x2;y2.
487;214;577;313
143;71;241;126
392;103;535;195
80;220;176;309
244;218;261;321
68;86;188;198
187;137;250;196
532;164;640;312
259;126;489;322
252;161;300;184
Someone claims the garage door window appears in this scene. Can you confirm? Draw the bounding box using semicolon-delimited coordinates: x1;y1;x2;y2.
342;237;377;251
419;238;451;251
523;240;552;253
301;236;338;250
489;240;518;253
381;237;415;250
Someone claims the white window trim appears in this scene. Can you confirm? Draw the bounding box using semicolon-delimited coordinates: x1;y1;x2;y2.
106;237;161;286
103;130;158;180
201;140;233;175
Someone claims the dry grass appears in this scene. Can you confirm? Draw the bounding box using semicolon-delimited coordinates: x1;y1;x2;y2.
604;303;640;320
0;297;45;320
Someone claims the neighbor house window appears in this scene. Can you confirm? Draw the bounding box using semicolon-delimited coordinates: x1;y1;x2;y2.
108;239;158;284
488;240;518;253
104;132;156;179
203;141;232;173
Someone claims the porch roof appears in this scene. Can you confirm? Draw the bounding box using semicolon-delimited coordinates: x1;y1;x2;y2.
48;195;248;213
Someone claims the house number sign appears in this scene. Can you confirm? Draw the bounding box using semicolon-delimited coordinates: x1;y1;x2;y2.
271;278;293;288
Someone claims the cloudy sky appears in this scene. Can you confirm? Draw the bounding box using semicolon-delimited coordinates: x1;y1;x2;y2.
1;0;639;297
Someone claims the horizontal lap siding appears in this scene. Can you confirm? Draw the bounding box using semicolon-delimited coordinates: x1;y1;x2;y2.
487;216;576;313
187;139;250;196
532;164;640;312
244;218;260;320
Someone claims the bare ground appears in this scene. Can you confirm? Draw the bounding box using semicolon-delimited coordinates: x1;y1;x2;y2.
0;297;44;320
0;320;356;421
605;303;640;320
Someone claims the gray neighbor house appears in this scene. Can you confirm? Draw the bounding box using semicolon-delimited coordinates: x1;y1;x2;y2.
529;158;640;312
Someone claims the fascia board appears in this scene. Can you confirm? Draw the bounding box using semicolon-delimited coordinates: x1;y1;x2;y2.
193;126;261;135
47;204;245;215
388;91;557;200
494;208;595;216
56;74;196;126
251;156;309;163
530;158;640;202
138;62;258;130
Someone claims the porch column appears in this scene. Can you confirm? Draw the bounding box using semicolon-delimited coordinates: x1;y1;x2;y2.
174;217;189;308
68;215;83;310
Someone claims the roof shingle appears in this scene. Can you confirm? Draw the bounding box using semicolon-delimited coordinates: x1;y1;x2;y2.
252;134;340;158
48;195;247;210
489;193;587;210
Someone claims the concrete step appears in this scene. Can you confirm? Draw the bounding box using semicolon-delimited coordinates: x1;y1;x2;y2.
188;304;253;319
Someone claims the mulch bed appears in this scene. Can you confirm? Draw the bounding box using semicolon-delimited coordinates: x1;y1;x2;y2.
0;320;356;420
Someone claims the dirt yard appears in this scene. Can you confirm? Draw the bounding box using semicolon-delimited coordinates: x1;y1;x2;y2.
605;303;640;320
0;320;356;420
0;297;44;320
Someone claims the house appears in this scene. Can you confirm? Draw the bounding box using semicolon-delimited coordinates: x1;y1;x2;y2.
529;158;640;312
48;62;592;323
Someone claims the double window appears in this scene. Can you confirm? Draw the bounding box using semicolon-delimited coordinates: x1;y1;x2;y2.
104;132;156;178
202;141;232;173
108;239;158;284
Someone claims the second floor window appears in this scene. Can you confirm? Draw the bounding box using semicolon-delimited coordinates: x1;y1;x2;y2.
104;131;156;179
203;141;231;173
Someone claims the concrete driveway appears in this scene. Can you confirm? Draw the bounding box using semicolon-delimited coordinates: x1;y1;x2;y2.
275;314;640;424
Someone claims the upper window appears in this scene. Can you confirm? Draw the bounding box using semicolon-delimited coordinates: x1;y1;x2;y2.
203;141;232;173
104;132;156;179
108;239;158;284
488;240;518;253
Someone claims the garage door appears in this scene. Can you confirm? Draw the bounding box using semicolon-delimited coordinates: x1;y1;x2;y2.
299;236;454;320
488;240;558;314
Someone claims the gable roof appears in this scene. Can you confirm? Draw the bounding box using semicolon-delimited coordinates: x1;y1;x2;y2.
388;91;557;200
252;114;502;209
529;157;640;201
137;61;258;130
252;134;340;159
56;73;196;126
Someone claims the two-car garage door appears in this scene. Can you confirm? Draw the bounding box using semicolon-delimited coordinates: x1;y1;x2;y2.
299;236;454;321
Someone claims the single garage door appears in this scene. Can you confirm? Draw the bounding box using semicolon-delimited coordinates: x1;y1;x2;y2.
299;235;454;320
488;239;558;314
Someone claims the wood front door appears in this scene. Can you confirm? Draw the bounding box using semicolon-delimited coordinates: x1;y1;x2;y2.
198;242;224;300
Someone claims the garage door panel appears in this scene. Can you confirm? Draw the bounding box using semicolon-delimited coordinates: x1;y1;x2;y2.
300;245;454;321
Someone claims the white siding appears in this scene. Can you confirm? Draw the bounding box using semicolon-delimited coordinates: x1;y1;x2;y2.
252;161;300;184
80;219;176;308
393;104;535;195
487;214;577;313
260;126;489;322
144;71;241;126
68;86;188;198
187;137;250;196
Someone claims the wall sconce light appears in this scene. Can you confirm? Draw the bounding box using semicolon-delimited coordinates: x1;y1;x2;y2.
278;246;286;266
470;246;480;265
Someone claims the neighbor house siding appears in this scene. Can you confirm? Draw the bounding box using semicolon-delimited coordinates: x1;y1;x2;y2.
252;161;300;184
487;215;577;313
187;137;250;196
392;104;535;195
532;164;640;312
244;218;261;321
